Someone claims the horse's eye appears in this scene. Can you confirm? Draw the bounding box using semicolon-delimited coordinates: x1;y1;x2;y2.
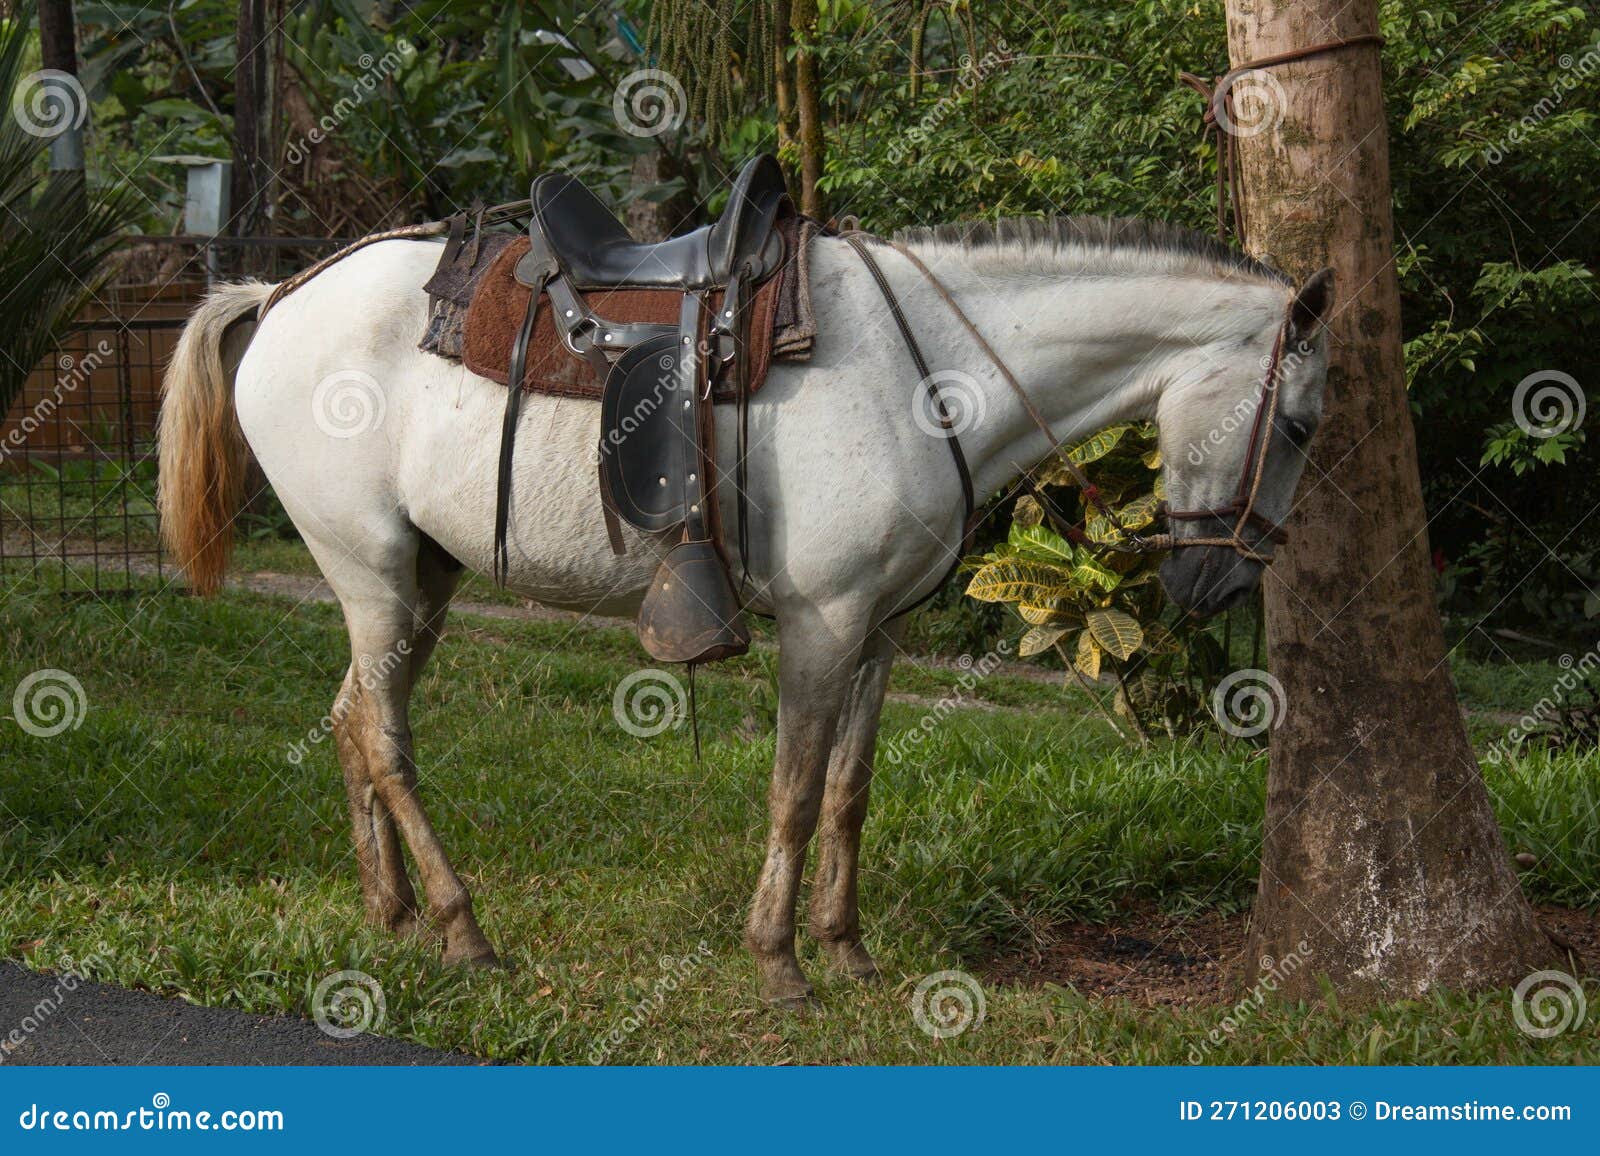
1282;418;1312;445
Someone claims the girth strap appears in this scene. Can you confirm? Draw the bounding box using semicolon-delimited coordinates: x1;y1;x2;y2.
838;234;977;550
494;251;557;586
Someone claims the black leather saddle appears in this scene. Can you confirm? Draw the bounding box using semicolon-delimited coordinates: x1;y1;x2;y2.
520;154;787;290
495;155;793;667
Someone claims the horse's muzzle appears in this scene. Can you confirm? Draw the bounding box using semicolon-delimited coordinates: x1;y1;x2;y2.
1158;544;1266;617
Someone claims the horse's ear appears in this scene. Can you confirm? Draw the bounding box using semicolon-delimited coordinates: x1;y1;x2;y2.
1290;267;1336;339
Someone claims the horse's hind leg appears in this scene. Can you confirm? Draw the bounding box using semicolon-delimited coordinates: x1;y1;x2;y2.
322;532;495;966
808;620;903;980
332;537;461;936
334;667;419;936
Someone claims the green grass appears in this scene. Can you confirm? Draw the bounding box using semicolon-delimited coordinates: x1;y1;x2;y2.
2;569;1599;1064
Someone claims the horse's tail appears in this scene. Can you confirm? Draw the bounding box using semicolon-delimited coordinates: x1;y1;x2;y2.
157;280;274;595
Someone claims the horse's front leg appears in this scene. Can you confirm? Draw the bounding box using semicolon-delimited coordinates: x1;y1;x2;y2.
745;605;865;1006
808;620;903;981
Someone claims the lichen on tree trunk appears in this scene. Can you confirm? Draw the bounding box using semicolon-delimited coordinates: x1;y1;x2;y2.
1226;0;1556;1000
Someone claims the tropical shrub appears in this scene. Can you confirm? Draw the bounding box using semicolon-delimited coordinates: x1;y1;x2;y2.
963;425;1238;740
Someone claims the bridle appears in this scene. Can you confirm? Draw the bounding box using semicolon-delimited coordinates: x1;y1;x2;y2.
841;231;1297;567
1150;318;1294;563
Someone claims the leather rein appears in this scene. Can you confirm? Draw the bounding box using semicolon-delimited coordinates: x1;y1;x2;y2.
841;231;1296;566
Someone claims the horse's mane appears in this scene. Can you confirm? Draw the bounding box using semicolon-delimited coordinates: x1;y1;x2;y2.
892;216;1293;287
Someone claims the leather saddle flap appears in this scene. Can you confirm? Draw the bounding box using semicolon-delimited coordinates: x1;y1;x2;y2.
598;333;692;531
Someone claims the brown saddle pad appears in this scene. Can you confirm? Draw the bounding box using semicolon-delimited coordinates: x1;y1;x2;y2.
419;216;816;402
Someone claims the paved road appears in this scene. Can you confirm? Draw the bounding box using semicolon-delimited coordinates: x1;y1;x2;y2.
0;963;473;1066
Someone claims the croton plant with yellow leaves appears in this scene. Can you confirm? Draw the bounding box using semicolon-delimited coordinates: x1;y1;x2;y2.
962;423;1233;741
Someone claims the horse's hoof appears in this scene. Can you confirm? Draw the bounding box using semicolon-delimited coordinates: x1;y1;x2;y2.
754;958;814;1008
442;927;501;969
443;944;501;969
820;940;879;983
762;984;816;1011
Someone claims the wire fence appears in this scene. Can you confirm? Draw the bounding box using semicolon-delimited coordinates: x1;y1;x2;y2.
0;234;351;597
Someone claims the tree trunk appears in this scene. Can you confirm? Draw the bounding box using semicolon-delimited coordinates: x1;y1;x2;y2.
789;0;824;218
625;151;695;243
1229;0;1555;999
773;0;795;153
231;0;271;258
36;0;84;176
36;0;75;73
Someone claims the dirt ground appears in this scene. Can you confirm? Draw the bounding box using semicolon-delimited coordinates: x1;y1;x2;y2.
983;905;1600;1007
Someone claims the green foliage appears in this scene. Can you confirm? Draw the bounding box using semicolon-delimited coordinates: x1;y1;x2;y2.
1481;422;1584;474
73;0;673;227
963;425;1242;739
0;4;133;414
810;0;1599;631
70;0;234;227
819;3;1219;228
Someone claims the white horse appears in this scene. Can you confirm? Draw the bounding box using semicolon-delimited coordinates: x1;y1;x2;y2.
158;217;1333;1004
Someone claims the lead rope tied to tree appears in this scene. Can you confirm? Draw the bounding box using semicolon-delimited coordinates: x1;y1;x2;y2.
1179;34;1385;241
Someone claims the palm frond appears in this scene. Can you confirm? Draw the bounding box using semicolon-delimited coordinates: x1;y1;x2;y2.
0;1;134;416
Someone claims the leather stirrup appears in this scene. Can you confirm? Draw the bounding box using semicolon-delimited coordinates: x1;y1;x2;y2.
637;539;751;665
